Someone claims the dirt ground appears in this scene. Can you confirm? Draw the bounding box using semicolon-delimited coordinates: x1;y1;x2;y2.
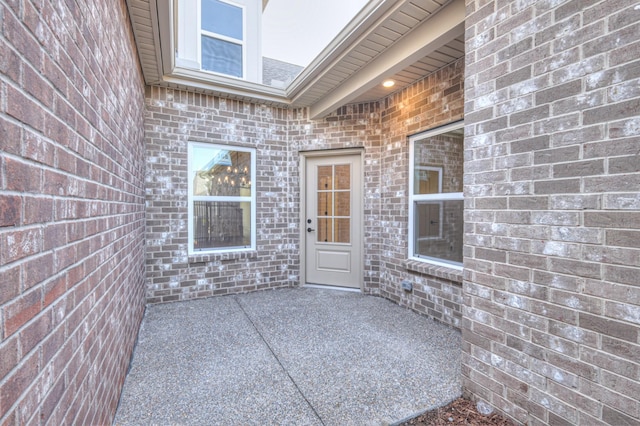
401;398;516;426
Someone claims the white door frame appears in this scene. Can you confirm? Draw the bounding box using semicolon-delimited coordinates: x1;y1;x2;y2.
299;149;364;291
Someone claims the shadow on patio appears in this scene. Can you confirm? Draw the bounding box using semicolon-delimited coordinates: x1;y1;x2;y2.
114;287;461;425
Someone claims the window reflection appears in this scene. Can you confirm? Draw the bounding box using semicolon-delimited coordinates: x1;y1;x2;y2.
193;149;251;197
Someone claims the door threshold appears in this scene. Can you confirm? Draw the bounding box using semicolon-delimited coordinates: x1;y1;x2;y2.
303;283;362;293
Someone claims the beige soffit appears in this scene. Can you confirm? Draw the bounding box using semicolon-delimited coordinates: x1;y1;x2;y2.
126;0;465;116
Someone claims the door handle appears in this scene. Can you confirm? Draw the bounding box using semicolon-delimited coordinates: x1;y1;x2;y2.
307;227;315;233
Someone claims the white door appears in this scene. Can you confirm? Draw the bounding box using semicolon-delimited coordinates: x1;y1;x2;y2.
305;154;362;289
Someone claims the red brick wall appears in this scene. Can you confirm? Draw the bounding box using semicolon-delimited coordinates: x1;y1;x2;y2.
0;1;146;424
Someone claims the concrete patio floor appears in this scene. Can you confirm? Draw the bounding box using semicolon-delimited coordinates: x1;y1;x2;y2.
114;287;461;425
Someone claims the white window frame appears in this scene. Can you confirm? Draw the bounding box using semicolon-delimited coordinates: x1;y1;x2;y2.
197;0;246;79
176;0;261;83
187;142;256;255
413;166;443;240
408;121;464;270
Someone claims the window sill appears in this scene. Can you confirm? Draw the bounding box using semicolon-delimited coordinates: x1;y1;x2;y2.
405;259;463;284
188;250;258;264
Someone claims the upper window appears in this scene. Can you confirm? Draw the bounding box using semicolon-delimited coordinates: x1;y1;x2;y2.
200;0;244;78
188;142;256;254
408;121;464;269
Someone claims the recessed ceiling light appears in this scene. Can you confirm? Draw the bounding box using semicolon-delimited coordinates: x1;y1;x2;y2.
382;80;395;88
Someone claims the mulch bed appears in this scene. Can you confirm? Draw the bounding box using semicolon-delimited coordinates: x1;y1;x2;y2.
401;398;516;426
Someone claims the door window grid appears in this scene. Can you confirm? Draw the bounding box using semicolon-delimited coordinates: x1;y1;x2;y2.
317;164;351;243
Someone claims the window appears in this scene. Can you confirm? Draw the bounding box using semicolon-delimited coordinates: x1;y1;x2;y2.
200;0;244;78
409;121;464;269
188;143;255;254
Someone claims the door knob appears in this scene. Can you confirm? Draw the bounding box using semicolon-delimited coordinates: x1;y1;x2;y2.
307;227;315;232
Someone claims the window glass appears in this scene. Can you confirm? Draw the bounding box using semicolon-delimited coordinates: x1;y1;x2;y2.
200;0;243;78
201;36;243;77
189;143;255;253
409;122;464;268
193;201;251;250
316;164;351;244
413;200;463;264
201;0;243;40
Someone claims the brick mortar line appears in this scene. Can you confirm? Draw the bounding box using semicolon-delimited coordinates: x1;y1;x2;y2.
0;134;144;193
1;253;143;395
0;218;143;281
0;62;128;149
0;45;142;157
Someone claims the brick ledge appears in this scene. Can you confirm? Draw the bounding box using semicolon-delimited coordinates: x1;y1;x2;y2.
405;259;463;284
188;250;258;264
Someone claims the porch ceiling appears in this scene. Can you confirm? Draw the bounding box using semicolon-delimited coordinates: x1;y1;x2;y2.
126;0;465;117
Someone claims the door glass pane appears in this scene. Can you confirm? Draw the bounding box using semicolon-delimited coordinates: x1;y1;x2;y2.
317;192;332;217
335;164;350;189
201;0;243;40
201;36;243;78
315;163;351;244
317;166;333;190
317;217;333;243
335;192;350;217
334;218;350;243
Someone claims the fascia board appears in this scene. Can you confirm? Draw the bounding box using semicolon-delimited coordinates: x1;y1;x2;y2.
166;67;290;105
153;0;174;81
286;0;403;102
309;0;465;119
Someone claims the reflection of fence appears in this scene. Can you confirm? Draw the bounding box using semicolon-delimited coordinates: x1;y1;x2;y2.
193;201;244;249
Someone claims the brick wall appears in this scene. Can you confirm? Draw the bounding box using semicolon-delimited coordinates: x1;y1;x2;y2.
288;103;383;294
145;94;382;301
464;0;640;424
379;59;465;328
0;1;146;424
145;61;466;332
145;87;296;302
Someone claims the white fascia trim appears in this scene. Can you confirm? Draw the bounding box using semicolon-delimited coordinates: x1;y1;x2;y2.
155;0;175;77
286;0;396;99
165;67;290;104
308;0;465;119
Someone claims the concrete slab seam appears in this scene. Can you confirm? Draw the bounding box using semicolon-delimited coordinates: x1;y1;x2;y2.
234;296;326;425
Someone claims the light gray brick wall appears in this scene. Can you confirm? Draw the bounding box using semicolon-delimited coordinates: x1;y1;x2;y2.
288;103;383;294
379;60;465;328
145;60;466;331
145;87;295;302
464;0;640;424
